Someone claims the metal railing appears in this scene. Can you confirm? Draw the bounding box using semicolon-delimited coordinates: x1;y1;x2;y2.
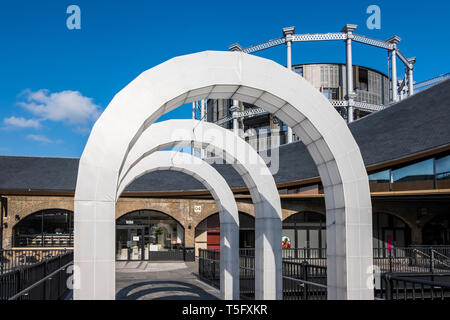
0;249;72;274
0;251;73;300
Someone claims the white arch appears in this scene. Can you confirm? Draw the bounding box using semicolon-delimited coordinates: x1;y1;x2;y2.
75;50;373;300
118;151;239;300
116;119;283;300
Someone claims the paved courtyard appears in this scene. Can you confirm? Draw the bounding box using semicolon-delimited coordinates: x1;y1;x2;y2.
115;261;220;300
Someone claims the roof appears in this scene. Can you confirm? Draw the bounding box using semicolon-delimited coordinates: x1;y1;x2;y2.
0;78;449;193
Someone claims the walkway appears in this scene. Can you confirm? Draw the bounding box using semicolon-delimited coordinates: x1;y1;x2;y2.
115;261;220;300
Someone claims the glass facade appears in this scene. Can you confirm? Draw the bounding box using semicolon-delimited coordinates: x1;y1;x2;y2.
13;209;73;247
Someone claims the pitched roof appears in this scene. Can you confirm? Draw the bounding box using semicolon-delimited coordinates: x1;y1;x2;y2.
0;78;449;193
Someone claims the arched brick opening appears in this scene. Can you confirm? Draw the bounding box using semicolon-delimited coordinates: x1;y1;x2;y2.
422;213;450;245
194;211;255;256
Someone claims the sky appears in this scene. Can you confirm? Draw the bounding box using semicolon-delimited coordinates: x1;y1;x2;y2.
0;0;448;158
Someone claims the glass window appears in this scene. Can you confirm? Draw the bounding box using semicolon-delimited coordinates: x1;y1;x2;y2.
369;169;390;192
391;158;434;191
436;155;450;189
297;230;307;249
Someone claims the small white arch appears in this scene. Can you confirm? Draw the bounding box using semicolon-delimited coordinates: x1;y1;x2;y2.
117;119;283;299
75;51;373;300
118;151;239;299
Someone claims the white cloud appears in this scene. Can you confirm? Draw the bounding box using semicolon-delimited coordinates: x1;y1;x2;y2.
18;89;101;125
26;134;60;144
3;116;41;129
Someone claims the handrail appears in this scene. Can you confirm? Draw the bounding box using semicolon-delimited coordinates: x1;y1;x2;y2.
8;261;73;300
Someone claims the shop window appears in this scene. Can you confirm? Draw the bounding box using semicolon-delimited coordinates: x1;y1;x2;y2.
294;66;303;77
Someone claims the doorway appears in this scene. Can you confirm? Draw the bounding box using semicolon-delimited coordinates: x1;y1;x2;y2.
116;226;145;261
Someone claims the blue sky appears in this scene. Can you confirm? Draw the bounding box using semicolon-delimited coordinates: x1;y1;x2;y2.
0;0;448;158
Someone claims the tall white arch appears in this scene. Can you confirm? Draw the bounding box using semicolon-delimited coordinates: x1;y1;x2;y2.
75;50;373;300
118;151;239;300
116;119;283;300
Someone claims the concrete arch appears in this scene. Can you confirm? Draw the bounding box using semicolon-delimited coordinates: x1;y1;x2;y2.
194;210;256;231
373;211;414;231
118;151;239;300
194;201;255;222
75;50;372;300
116;119;282;299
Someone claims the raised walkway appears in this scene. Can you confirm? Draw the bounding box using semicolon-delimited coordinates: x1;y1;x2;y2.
115;261;220;300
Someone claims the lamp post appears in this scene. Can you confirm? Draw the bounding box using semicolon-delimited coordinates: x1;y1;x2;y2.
283;26;295;142
407;57;416;96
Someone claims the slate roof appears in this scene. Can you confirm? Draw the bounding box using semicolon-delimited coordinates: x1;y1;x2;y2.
0;78;449;193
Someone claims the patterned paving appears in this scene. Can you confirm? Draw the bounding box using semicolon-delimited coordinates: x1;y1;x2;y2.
115;261;220;300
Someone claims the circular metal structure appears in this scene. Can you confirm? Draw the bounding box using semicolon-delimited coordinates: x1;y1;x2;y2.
118;150;239;300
